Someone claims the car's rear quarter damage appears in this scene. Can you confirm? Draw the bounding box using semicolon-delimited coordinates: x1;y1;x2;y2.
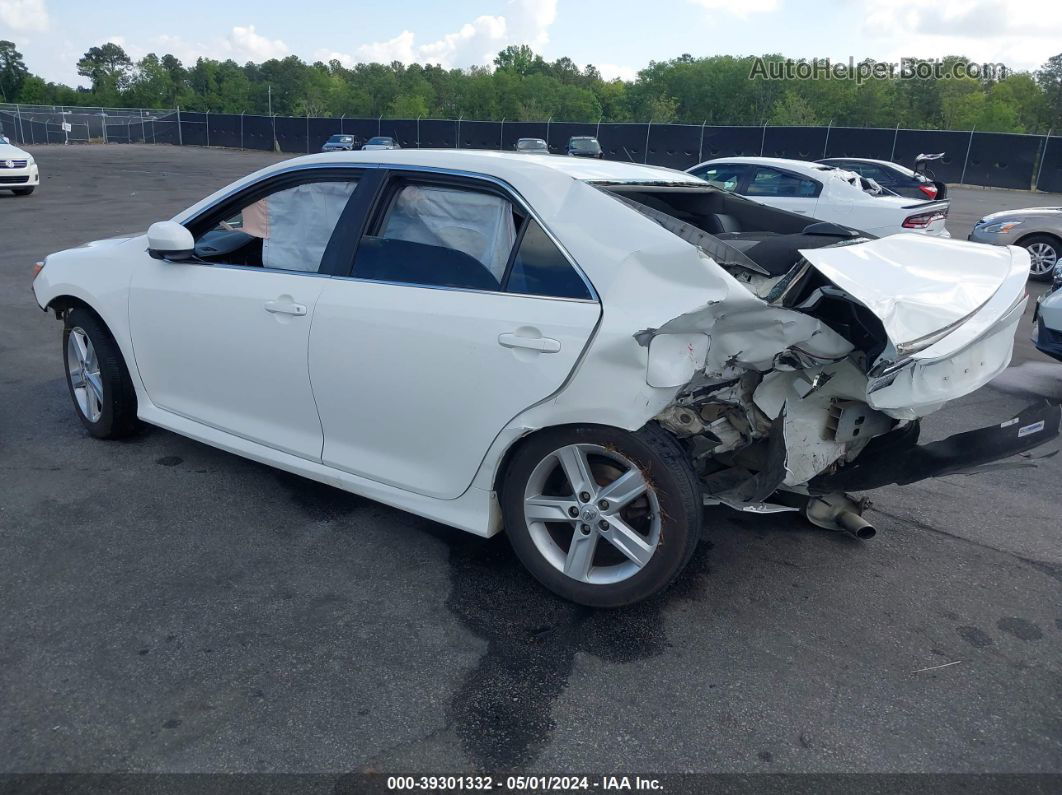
519;176;1060;528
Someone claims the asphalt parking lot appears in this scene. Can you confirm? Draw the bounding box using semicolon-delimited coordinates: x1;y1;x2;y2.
1;145;1060;776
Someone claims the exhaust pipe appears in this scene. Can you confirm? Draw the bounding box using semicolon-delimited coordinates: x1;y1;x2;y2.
836;510;876;540
804;494;876;540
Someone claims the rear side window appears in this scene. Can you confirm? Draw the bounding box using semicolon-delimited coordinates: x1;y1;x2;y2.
690;163;748;192
353;183;518;291
746;167;821;198
505;220;591;300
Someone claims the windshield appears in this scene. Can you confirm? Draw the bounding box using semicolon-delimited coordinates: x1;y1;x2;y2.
517;139;547;150
569;137;601;153
367;137;392;145
328;135;353;143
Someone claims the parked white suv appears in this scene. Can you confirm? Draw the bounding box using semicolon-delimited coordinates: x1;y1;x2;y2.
0;138;38;196
687;157;949;238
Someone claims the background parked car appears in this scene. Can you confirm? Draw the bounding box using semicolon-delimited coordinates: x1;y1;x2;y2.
321;134;361;152
567;136;602;158
687;157;950;238
515;137;549;154
968;207;1062;281
0;138;39;196
363;136;400;150
816;155;946;200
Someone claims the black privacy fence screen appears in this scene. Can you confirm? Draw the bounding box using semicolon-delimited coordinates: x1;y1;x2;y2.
2;104;1061;192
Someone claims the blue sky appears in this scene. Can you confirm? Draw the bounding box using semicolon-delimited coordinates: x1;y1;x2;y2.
2;0;1060;87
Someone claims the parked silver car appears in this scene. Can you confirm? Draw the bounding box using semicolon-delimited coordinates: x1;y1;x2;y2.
968;207;1062;281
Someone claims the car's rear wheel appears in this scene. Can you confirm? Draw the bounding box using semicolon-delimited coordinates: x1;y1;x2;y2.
1021;234;1059;282
501;424;702;607
12;186;34;196
63;308;139;439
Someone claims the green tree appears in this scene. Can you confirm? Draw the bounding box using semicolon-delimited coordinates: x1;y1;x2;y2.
0;40;29;102
76;43;133;101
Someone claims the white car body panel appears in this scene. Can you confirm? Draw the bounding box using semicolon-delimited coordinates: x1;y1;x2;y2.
32;150;1041;538
688;156;950;238
0;141;39;189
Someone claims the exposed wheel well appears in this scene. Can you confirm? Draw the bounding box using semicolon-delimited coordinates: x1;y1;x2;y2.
47;295;97;322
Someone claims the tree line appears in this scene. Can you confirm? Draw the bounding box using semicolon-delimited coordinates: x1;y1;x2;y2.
2;40;1062;133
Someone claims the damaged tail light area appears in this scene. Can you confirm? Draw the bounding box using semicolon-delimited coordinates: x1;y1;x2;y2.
609;184;1059;520
902;209;947;229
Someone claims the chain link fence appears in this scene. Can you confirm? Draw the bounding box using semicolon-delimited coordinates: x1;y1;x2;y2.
2;102;1060;192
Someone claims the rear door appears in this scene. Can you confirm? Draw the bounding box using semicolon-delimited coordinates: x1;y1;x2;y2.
308;171;601;499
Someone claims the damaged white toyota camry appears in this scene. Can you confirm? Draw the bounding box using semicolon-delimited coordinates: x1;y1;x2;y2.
33;150;1059;606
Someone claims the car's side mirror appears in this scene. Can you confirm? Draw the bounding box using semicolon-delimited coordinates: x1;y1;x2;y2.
147;221;195;261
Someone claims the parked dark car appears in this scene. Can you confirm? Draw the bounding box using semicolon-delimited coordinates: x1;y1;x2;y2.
515;137;549;154
816;155;946;200
567;136;603;158
321;134;361;152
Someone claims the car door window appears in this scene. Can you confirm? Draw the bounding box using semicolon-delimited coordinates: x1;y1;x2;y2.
690;163;748;192
353;182;519;291
194;178;359;272
505;220;592;300
746;167;820;198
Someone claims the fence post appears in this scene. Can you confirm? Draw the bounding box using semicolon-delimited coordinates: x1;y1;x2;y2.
643;119;652;163
456;114;462;149
177;106;183;146
698;120;707;163
760;121;767;156
416;115;421;148
960;126;975;185
822;119;832;158
271;113;277;152
15;103;24;144
499;118;505;150
889;122;899;161
1035;128;1053;191
377;114;382;136
205;110;210;147
546;116;552;151
596;115;603;139
306;112;310;153
340;114;345;135
240;112;244;149
102;112;108;144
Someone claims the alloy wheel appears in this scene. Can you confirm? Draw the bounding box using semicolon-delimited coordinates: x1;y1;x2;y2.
66;327;103;423
1027;242;1058;276
523;443;661;585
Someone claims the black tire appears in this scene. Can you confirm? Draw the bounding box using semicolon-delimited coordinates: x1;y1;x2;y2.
1019;234;1060;282
63;307;139;439
12;186;34;196
501;423;702;607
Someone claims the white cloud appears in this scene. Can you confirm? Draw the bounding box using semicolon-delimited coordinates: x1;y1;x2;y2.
861;0;1062;72
224;24;288;62
333;0;559;68
314;49;356;68
0;0;49;32
687;0;779;18
597;63;638;82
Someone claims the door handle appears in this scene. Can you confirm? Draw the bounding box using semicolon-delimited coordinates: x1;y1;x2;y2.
264;300;307;316
498;332;561;353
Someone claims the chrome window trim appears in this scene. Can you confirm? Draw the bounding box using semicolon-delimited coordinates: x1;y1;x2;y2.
177;161;600;304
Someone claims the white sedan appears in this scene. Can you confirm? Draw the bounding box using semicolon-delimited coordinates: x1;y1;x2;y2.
32;150;1057;606
687;156;950;238
0;138;39;195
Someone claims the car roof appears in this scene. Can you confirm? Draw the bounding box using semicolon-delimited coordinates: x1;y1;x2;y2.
694;156;834;176
275;148;704;186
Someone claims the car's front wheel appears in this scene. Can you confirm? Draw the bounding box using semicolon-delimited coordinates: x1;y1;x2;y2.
501;424;702;607
63;308;139;439
1021;234;1060;282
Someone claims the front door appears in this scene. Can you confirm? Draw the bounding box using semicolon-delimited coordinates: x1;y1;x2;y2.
129;173;362;460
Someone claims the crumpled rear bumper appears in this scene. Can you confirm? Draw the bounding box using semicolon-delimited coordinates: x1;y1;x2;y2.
809;401;1060;493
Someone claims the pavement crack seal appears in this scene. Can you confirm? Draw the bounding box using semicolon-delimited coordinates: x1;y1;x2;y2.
438;526;713;770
